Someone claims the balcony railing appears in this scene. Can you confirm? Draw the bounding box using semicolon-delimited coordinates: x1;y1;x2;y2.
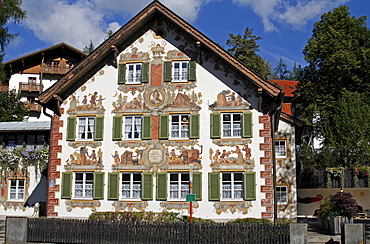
19;83;43;93
26;103;42;113
0;85;9;92
40;65;72;74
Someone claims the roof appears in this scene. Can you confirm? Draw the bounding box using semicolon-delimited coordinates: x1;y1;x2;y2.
37;1;282;115
269;80;299;97
0;121;50;132
4;42;86;78
282;103;292;116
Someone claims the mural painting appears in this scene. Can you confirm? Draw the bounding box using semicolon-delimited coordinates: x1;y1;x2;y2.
112;149;144;167
65;147;103;169
209;90;250;110
67;91;106;114
168;145;202;168
209;145;254;167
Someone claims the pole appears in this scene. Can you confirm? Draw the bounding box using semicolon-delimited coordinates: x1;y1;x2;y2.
189;164;193;223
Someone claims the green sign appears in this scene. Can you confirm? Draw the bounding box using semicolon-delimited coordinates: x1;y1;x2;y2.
186;194;196;202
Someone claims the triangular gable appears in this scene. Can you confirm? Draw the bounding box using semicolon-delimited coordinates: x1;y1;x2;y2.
37;1;281;115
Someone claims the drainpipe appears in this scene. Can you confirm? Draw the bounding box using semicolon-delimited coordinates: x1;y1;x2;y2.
269;92;284;222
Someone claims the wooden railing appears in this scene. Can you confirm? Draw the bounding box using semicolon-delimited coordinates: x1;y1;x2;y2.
18;83;43;93
27;218;290;244
26;103;42;113
40;65;72;74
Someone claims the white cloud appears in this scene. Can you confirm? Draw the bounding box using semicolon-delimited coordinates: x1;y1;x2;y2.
233;0;351;32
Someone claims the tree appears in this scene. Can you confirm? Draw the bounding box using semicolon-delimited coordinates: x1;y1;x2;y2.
0;89;28;121
226;27;271;79
272;58;291;80
297;6;370;156
83;40;95;55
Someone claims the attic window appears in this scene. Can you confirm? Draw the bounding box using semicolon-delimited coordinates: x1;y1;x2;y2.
154;28;166;38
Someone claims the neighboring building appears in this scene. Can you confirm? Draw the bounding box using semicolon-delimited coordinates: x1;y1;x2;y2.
1;43;86;120
33;1;297;221
0;43;85;218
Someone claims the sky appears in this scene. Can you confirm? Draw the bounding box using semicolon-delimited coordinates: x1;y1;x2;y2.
4;0;370;70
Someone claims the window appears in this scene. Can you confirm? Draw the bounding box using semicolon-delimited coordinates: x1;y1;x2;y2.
67;116;104;141
222;113;242;138
221;172;243;200
276;185;288;205
210;112;252;139
74;172;94;198
126;63;142;84
275;140;287;158
170;114;189;139
77;117;95;140
208;172;256;201
121;173;142;199
172;61;188;82
169;172;190;200
8;179;25;201
124;116;142;139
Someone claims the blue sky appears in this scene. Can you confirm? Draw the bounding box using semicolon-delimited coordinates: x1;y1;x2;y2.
4;0;370;70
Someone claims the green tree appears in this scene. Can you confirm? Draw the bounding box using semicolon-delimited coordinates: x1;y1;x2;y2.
272;58;291;80
297;6;370;153
0;89;28;121
226;27;271;79
83;40;95;55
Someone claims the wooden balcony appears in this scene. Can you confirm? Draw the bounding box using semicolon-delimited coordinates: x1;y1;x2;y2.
26;103;42;113
40;65;72;74
0;85;9;92
19;82;43;93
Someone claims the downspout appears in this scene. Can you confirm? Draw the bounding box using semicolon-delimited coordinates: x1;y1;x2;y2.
269;92;284;222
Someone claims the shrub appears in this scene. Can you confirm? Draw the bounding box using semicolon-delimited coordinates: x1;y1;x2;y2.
228;218;272;223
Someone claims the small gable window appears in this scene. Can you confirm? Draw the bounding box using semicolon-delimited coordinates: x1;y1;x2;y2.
118;62;149;85
126;63;142;84
210;112;252;139
77;117;95;140
275;140;287;158
164;60;196;82
276;185;288;205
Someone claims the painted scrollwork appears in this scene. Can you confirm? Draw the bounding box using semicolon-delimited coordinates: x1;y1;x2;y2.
213;201;252;215
160;201;199;211
66;200;101;212
112;201;148;211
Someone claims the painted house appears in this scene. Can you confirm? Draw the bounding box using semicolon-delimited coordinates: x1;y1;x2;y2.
36;1;297;220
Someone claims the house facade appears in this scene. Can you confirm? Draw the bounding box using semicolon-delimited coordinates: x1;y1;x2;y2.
36;1;297;220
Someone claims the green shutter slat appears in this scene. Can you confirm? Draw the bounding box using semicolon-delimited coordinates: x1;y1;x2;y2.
142;115;152;140
112;116;122;141
159;114;169;139
208;172;220;201
188;61;196;81
142;173;153;200
66;117;76;141
244;172;256;200
192;172;202;201
94;116;104;141
93;172;104;199
210;113;221;139
242;112;253;138
190;114;200;139
61;172;72;199
163;62;172;82
108;173;119;200
142;62;149;83
156;172;167;200
118;64;126;84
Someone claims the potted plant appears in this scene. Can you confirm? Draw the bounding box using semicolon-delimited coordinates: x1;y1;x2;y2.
317;191;358;234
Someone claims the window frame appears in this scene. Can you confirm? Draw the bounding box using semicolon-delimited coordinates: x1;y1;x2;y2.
72;172;94;199
7;178;25;202
276;184;288;205
221;113;242;139
220;172;244;201
168;172;190;201
77;117;95;141
275;139;287;158
120;172;142;200
125;63;142;84
169;114;190;140
172;61;189;83
123;115;142;140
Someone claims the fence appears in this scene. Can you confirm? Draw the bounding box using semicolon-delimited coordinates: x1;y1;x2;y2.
26;218;290;244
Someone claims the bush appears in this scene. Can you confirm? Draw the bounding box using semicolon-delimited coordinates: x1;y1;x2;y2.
228;218;272;223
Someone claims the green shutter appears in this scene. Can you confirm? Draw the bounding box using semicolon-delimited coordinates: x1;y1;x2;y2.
159;114;169;139
142;115;152;140
156;172;167;201
66;117;76;141
93;172;104;199
118;64;126;84
142;173;153;200
142;62;149;83
208;172;220;201
108;173;119;200
210;113;221;139
188;61;196;81
61;172;72;199
94;116;104;141
112;116;122;141
192;172;202;201
189;114;200;139
244;172;256;201
242;112;253;138
163;61;172;82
